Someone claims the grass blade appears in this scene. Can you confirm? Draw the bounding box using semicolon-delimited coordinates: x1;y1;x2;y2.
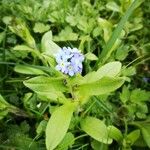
98;0;143;65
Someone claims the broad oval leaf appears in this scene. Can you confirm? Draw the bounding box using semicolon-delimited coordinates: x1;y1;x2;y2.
81;116;112;144
46;102;76;150
23;76;67;101
41;31;61;56
82;61;122;84
24;76;67;92
85;52;98;60
56;132;75;150
77;77;125;98
14;65;47;75
127;129;140;146
107;125;123;142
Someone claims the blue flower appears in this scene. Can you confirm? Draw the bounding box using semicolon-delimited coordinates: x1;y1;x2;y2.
55;47;84;76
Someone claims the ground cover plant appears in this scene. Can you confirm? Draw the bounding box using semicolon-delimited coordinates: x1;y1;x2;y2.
0;0;150;150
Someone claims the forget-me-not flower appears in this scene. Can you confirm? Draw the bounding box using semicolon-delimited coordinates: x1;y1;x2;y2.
55;47;84;76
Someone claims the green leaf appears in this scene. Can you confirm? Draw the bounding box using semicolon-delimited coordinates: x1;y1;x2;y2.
0;94;11;120
23;76;67;101
91;140;108;150
41;31;61;57
98;0;142;64
0;110;9;120
134;135;147;147
66;16;78;26
41;53;56;67
106;2;120;12
93;27;102;37
82;61;122;84
141;126;150;148
0;32;6;44
9;18;36;48
54;26;78;41
130;89;150;102
14;65;47;75
97;18;112;42
33;22;50;33
77;77;124;98
46;102;76;150
80;116;112;144
56;132;75;150
132;122;150;148
85;52;98;60
126;130;140;145
13;45;39;58
0;94;10;109
120;85;130;103
2;16;12;25
122;66;136;76
24;76;67;93
13;45;35;52
107;126;123;142
115;45;130;61
36;120;47;135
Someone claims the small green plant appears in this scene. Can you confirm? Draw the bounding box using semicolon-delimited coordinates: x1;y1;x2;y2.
0;0;149;150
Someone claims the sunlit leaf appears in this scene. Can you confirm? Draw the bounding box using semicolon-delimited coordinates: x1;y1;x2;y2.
81;116;112;144
46;102;76;150
81;62;122;84
107;126;123;142
41;31;61;56
23;76;67;101
33;22;50;33
106;2;120;12
14;65;47;75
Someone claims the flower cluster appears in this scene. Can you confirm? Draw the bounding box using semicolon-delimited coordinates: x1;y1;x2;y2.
55;47;84;76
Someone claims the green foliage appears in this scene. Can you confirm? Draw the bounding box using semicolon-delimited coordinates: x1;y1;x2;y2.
0;121;44;150
80;116;112;144
77;77;124;103
141;125;150;148
107;126;123;142
98;0;142;64
14;64;47;75
0;0;149;149
24;76;67;102
82;61;122;83
54;26;78;41
55;132;75;150
126;130;140;146
9;18;36;48
130;89;150;102
46;102;76;150
0;95;9;119
33;22;50;33
85;52;98;61
41;31;60;56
